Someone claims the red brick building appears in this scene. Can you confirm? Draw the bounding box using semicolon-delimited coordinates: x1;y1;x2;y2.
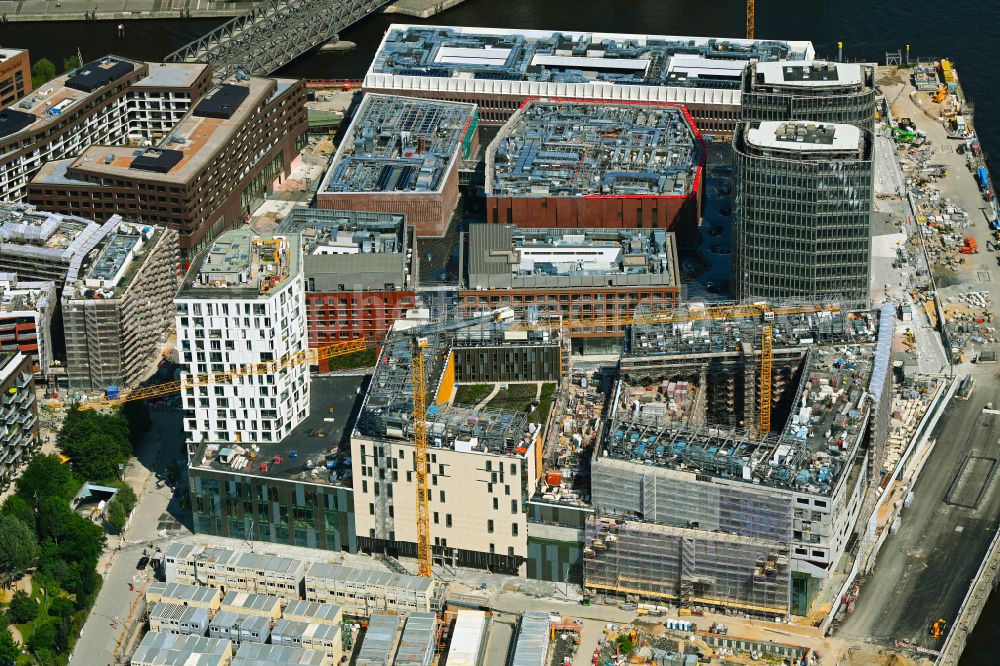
277;208;417;370
485;100;704;245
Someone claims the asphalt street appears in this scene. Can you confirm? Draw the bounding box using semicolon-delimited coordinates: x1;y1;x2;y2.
69;408;189;666
838;391;1000;649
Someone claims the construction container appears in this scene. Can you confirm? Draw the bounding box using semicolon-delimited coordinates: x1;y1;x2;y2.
446;610;488;666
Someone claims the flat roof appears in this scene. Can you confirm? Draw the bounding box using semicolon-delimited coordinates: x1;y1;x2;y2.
133;62;210;89
178;228;299;298
755;60;864;87
488;100;701;198
277;208;412;292
321;93;476;195
368;25;814;91
190;375;362;485
66;77;275;184
194;83;251;119
0;49;25;61
357;320;551;454
0;204;119;272
65;57;135;92
62;222;167;300
466;225;678;291
0;56;139;142
746;121;862;152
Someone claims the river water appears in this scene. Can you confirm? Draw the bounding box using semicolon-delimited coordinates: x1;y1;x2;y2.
0;1;997;660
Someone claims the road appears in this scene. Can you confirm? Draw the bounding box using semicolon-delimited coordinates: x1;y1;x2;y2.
0;0;252;21
69;408;189;666
838;394;1000;649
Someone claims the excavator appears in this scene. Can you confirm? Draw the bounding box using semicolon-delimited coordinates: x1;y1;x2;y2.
930;618;947;640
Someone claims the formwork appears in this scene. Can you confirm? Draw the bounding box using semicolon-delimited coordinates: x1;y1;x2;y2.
583;517;791;615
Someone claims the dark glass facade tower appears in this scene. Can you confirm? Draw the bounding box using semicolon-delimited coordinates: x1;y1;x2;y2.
733;121;873;304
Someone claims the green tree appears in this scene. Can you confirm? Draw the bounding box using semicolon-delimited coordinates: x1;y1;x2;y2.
6;590;37;625
114;484;138;514
47;596;74;620
0;496;35;536
615;634;634;656
16;455;77;507
58;409;131;481
0;626;20;666
27;621;54;652
106;500;126;534
0;516;35;587
62;55;81;73
30;58;56;89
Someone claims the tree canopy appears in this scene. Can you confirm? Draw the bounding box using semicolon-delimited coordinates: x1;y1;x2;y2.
0;627;20;665
16;455;77;506
58;409;132;481
7;590;37;625
0;515;36;587
30;58;56;89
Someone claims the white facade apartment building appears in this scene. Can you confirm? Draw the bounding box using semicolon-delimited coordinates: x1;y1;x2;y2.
175;229;309;445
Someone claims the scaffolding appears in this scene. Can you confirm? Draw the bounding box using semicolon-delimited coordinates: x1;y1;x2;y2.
583;517;791;616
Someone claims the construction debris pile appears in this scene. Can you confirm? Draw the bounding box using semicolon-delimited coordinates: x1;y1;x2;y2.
882;378;942;474
617;380;695;425
544;371;606;505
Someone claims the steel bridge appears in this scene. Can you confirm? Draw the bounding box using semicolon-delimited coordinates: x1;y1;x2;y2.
165;0;391;82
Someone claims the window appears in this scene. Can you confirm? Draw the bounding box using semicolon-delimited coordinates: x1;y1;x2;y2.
433;512;439;525
439;491;445;502
487;519;494;533
512;523;518;537
493;498;499;510
511;500;517;514
446;514;452;528
368;503;374;515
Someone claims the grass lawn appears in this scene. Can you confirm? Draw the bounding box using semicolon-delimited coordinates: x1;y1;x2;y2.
530;383;558;425
325;348;378;371
453;384;491;405
10;576;49;646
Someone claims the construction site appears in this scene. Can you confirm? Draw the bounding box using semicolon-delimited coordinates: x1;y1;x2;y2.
582;305;894;616
317;94;479;236
485;100;703;240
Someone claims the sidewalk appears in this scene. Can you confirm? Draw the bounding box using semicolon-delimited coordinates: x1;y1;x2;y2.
0;0;256;22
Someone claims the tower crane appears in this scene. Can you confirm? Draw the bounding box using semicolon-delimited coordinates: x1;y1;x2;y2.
511;301;838;436
79;301;837;580
746;0;755;40
77;338;370;411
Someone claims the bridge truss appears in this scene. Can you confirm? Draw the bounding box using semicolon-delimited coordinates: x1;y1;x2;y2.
165;0;390;81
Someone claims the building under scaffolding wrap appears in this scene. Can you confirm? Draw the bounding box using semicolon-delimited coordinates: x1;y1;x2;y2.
585;304;894;616
585;518;791;615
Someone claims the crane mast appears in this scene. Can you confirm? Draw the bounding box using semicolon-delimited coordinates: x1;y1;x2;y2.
747;0;755;40
412;338;433;578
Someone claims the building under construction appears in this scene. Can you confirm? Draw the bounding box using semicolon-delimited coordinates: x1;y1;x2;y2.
364;25;815;134
584;305;894;615
61;221;178;390
739;61;877;129
485;100;703;244
352;314;562;574
317;94;479;237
